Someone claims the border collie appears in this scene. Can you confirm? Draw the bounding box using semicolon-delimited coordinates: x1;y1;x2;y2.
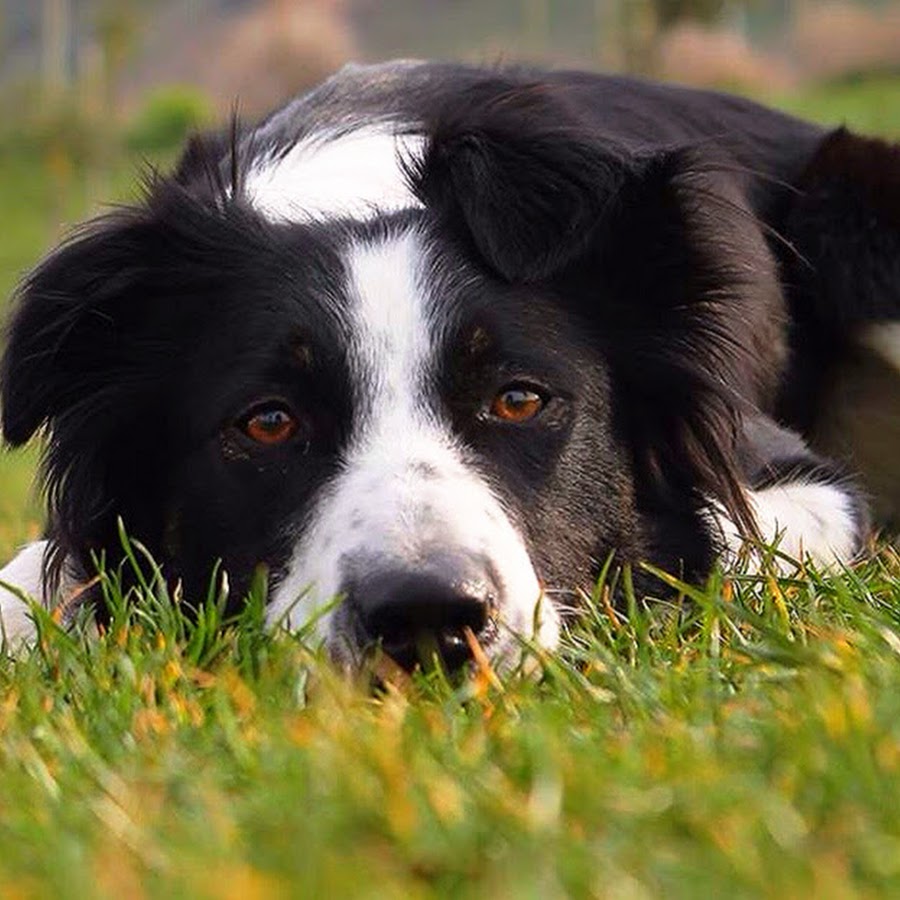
1;60;897;670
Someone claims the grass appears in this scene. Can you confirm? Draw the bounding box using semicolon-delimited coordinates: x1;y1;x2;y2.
2;546;900;896
0;74;899;897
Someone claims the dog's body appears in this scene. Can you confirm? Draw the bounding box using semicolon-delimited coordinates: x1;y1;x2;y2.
1;61;897;668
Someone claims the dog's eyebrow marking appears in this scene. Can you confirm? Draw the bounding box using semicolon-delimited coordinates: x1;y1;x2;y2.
244;126;425;223
290;338;315;370
467;325;492;356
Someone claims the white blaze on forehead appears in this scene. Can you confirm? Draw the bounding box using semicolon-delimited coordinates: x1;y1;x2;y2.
344;230;432;417
244;126;425;223
268;231;556;658
858;322;900;375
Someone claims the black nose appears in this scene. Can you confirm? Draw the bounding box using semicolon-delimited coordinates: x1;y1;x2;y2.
347;569;496;672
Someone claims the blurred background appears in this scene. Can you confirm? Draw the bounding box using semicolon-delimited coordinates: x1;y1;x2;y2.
0;0;899;556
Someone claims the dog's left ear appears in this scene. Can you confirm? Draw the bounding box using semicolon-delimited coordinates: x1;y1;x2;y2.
411;86;634;283
414;96;786;539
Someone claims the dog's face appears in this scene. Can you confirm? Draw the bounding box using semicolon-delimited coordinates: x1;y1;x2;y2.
63;213;634;668
1;87;784;669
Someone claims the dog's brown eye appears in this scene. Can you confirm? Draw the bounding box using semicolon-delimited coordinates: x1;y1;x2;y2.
240;406;299;445
490;386;544;423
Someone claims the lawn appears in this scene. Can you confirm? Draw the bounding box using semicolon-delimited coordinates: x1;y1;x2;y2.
1;75;899;898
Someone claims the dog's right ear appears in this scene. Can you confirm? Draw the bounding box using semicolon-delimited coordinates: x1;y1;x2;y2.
2;158;262;449
1;179;260;585
1;211;156;446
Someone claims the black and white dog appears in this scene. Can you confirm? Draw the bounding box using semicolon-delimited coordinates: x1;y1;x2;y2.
1;60;897;669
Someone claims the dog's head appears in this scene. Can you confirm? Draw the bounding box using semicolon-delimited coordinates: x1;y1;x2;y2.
1;84;782;669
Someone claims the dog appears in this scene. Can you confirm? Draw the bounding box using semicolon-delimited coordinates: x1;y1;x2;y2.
0;60;897;670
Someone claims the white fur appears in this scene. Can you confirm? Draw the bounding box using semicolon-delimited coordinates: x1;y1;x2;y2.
245;126;424;223
858;322;900;375
0;540;47;646
712;481;859;570
267;231;557;657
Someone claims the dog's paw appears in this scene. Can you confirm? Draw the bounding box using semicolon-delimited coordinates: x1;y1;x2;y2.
0;540;47;647
711;479;866;572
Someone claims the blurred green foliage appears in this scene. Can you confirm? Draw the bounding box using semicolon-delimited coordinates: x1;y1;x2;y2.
125;84;213;153
773;73;900;138
651;0;728;29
